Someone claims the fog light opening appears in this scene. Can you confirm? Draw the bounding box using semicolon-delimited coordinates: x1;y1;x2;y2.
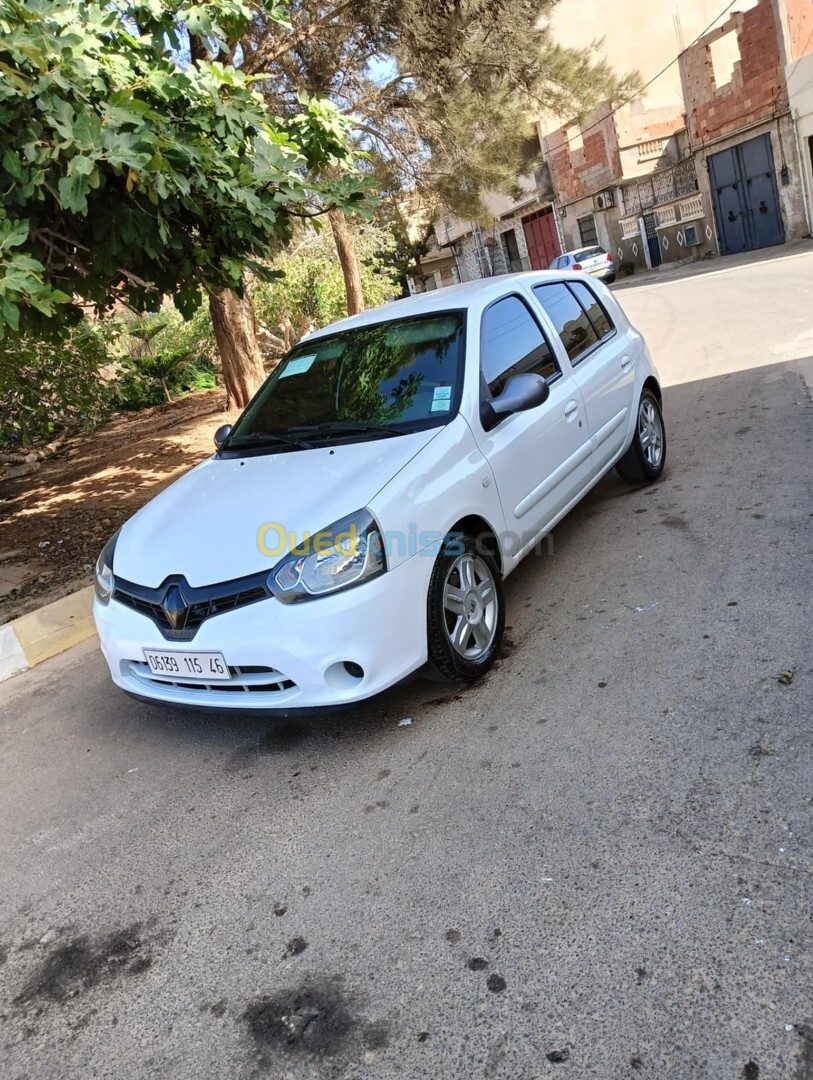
324;660;366;690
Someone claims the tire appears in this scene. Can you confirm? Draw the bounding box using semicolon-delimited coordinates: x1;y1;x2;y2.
425;536;505;683
616;388;666;483
605;274;617;284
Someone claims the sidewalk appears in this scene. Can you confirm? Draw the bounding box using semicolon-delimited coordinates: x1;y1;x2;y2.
611;237;813;292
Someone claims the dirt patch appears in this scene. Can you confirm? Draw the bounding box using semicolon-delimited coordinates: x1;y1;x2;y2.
0;391;238;623
12;920;168;1010
243;979;379;1060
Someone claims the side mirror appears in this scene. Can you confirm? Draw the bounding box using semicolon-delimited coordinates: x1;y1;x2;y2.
214;424;232;450
481;373;550;431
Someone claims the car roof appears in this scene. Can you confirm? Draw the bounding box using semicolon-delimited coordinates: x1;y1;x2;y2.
302;272;572;342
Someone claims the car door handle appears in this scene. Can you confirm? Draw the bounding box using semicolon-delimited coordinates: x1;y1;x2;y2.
621;355;633;372
564;400;579;419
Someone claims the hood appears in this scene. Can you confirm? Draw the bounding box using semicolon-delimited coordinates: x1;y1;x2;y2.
114;429;439;587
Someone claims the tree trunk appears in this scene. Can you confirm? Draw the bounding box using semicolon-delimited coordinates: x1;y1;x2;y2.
160;378;172;404
329;209;365;315
209;283;266;409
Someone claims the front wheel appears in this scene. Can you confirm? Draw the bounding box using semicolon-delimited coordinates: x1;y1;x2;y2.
425;537;505;683
616;389;666;483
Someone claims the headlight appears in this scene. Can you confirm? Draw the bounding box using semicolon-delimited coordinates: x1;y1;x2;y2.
94;531;119;604
269;509;386;603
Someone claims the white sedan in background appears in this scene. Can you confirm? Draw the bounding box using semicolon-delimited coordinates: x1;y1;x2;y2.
94;272;665;713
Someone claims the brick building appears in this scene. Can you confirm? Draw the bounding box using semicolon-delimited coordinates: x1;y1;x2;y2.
413;169;563;291
542;101;718;271
679;0;813;254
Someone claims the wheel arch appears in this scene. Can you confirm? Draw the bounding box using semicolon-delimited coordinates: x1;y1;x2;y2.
643;375;662;405
446;514;503;574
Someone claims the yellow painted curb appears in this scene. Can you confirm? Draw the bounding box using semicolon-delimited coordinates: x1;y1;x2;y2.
1;586;96;681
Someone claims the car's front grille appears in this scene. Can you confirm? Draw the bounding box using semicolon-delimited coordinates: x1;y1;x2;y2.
125;661;297;696
112;572;270;640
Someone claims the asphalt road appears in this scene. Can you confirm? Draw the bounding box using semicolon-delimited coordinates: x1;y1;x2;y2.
2;247;812;1080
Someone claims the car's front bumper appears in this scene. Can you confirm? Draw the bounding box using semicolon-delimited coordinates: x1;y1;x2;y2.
94;553;433;711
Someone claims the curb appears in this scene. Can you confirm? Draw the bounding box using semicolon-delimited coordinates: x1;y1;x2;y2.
0;586;96;683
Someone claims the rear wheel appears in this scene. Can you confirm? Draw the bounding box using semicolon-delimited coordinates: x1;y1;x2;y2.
425;537;505;683
616;389;666;483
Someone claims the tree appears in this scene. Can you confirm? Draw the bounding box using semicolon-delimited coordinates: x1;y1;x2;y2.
250;219;400;356
239;1;639;302
0;0;369;405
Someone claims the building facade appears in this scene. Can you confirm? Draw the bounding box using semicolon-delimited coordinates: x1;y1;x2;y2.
542;101;719;271
412;173;564;292
679;0;812;256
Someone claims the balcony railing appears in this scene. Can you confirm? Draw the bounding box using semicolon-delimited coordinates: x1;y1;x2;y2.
637;139;665;162
620;193;706;238
623;159;698;216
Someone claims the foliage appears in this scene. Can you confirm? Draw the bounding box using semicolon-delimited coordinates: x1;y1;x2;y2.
111;306;218;407
240;1;640;226
112;351;217;409
0;320;115;446
0;0;371;337
251;222;401;354
118;305;217;366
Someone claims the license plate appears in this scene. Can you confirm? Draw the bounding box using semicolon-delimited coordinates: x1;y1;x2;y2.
143;649;230;681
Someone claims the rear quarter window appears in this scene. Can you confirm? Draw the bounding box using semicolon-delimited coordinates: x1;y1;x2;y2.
566;281;615;340
531;282;598;362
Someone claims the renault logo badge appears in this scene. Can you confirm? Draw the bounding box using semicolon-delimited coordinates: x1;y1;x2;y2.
161;584;189;631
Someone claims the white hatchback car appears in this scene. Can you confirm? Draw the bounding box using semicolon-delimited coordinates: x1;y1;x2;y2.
551;246;617;284
94;273;665;713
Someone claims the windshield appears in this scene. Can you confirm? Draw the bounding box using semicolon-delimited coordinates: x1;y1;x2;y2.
574;247;606;261
224;311;466;451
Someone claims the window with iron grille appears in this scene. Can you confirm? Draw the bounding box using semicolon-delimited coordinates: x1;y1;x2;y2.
577;214;598;246
623;160;699;219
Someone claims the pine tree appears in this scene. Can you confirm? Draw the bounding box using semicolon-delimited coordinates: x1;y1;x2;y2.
240;1;639;309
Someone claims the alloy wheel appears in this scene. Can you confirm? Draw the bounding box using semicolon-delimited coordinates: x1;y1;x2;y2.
638;397;664;468
442;552;499;660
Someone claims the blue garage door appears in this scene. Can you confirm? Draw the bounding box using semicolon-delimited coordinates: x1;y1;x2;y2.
708;133;785;255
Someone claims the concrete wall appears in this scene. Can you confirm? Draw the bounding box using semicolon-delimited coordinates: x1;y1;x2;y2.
787;53;813;234
558;195;618;254
615;195;718;272
782;0;813;61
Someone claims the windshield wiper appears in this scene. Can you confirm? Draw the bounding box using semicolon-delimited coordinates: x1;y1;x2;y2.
287;421;405;439
224;430;314;451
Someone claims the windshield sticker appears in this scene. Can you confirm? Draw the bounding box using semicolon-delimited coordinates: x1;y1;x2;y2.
430;386;452;412
279;354;317;379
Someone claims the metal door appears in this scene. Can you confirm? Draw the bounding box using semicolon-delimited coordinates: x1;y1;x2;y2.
708;133;784;254
522;207;561;270
642;213;662;267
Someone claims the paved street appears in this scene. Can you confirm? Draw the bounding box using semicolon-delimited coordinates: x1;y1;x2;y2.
2;247;812;1079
